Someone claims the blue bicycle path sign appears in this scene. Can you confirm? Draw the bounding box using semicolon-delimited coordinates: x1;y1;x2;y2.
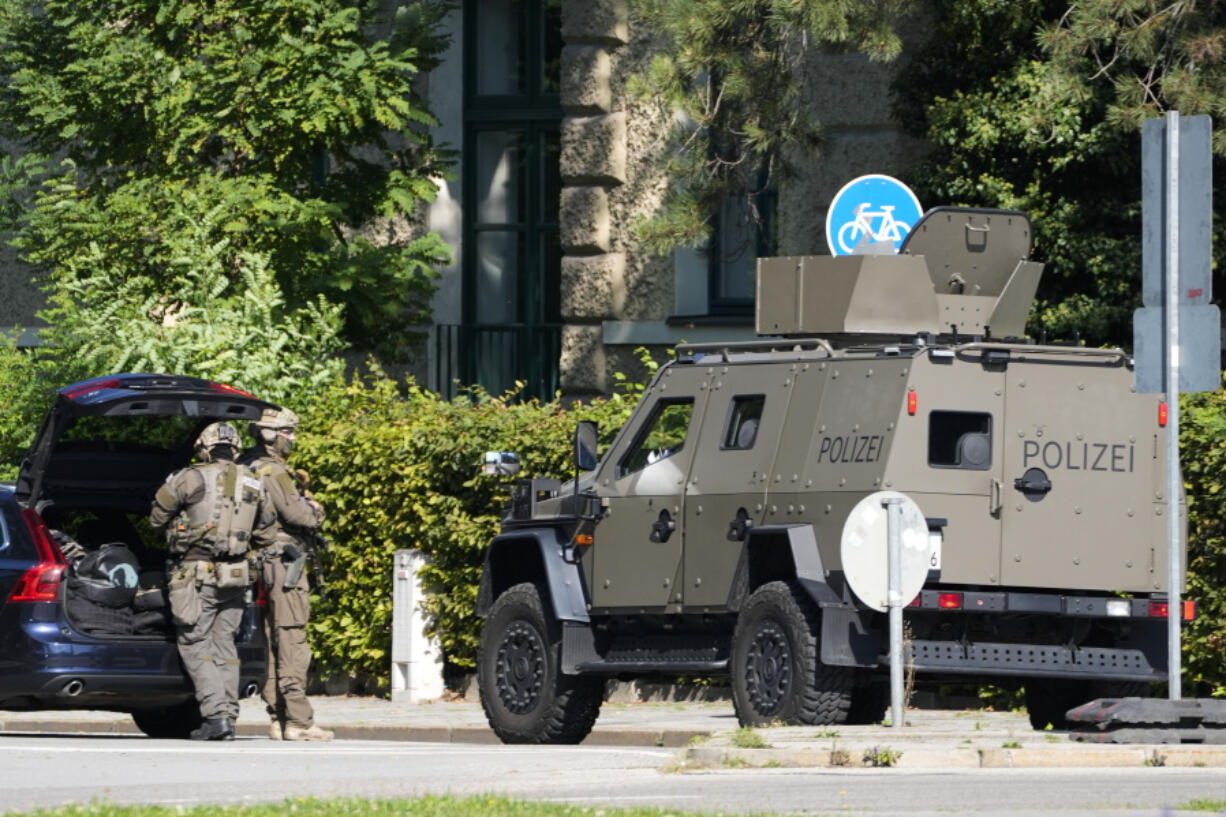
825;174;924;256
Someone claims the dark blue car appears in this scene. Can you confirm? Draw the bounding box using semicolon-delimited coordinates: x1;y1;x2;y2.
0;374;276;737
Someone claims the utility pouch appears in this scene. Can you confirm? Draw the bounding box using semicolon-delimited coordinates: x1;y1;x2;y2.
167;567;202;627
214;560;250;589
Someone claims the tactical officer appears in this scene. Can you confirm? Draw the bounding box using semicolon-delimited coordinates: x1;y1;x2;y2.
242;407;333;742
151;422;274;741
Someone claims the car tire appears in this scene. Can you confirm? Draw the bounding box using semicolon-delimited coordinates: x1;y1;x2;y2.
478;582;604;744
131;699;204;739
731;580;852;726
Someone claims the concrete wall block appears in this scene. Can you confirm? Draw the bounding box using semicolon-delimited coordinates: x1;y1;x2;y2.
561;113;626;185
561;0;628;46
560;186;611;253
562;45;613;114
561;252;624;320
559;324;609;393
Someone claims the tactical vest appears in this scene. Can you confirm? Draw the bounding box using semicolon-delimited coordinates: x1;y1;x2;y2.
171;461;264;558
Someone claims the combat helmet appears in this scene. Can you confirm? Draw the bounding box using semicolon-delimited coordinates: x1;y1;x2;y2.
195;422;242;462
249;406;300;458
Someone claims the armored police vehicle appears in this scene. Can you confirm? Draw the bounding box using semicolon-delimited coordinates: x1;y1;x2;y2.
476;208;1184;744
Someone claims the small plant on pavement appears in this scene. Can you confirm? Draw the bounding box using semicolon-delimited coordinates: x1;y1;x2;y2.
1145;749;1167;767
862;746;903;767
1002;740;1021;748
731;726;770;749
828;737;851;767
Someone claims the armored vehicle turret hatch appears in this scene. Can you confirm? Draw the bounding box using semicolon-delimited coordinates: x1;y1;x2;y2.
474;207;1187;745
757;208;1041;340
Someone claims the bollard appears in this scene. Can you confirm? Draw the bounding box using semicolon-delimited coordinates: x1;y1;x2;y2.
884;497;905;729
391;549;445;703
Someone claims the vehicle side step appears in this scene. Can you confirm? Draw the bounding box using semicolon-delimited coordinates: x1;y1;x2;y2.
1067;698;1226;744
561;622;730;675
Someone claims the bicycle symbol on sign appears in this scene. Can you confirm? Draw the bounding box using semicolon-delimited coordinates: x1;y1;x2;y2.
836;203;912;254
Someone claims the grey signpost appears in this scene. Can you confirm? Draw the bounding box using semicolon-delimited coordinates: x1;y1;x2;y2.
1134;112;1219;700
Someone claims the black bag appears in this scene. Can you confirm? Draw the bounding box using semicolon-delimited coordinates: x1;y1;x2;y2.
66;592;134;636
131;607;171;635
67;543;140;608
133;570;167;611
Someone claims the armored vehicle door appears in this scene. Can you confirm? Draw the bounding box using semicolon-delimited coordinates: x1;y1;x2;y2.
590;364;711;611
999;353;1163;592
682;363;792;610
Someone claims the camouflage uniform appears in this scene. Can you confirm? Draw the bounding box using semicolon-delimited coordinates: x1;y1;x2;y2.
150;422;274;741
242;407;332;742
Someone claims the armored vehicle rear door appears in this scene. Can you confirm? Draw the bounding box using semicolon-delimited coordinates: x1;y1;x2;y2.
999;354;1162;592
681;363;792;610
590;364;711;611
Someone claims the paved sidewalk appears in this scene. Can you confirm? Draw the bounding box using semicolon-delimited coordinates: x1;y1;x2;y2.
3;697;1226;768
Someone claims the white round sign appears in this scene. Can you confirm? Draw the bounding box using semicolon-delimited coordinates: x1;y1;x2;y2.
839;491;931;613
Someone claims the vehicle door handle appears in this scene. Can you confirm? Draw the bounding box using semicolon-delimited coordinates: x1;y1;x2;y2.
650;510;675;543
990;478;1002;516
1013;467;1052;499
727;508;753;542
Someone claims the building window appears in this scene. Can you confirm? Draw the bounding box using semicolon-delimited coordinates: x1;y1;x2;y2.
454;0;562;399
708;186;776;316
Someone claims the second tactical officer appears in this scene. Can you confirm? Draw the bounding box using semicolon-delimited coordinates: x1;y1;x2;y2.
151;422;274;741
243;407;333;742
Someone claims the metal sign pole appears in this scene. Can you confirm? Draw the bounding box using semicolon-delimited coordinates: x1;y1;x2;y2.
885;497;904;728
1164;110;1182;701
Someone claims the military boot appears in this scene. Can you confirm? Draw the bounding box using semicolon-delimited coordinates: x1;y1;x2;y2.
189;717;236;741
283;724;334;742
269;721;284;740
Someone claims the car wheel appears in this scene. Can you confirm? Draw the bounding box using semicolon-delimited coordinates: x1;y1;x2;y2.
478;582;604;744
731;580;852;726
131;699;203;739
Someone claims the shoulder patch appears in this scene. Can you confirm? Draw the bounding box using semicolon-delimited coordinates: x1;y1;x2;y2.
242;475;263;493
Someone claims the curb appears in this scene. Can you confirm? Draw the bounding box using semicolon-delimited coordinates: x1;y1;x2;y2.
0;718;708;747
680;744;1226;770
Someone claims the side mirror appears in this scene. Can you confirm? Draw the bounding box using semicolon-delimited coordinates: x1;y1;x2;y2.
574;421;599;472
482;451;521;476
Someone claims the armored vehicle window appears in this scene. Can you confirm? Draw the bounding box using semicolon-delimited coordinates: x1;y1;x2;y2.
722;395;764;450
928;411;992;470
619;399;694;477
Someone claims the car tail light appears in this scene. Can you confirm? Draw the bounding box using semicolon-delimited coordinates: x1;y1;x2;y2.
62;378;121;400
1148;600;1196;621
209;381;255;398
8;508;66;603
938;592;963;609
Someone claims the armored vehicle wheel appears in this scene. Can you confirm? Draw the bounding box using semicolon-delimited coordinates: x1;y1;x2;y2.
731;580;852;726
131;699;203;739
478;582;604;744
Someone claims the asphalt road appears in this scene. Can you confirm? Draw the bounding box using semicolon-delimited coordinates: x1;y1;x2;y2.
2;733;1226;817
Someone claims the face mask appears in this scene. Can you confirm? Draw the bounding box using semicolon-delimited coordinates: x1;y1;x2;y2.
273;431;293;458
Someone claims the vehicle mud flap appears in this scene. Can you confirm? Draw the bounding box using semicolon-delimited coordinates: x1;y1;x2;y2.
819;605;880;668
561;621;599;675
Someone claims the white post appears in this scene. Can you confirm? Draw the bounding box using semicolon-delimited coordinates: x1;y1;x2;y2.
1164;110;1182;701
391;549;446;703
885;497;905;728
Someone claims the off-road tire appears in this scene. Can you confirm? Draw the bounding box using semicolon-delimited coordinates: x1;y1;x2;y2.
731;580;852;726
478;582;604;744
131;699;203;739
845;678;891;725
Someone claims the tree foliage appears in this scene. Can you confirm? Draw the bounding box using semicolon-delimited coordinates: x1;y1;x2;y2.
897;0;1226;347
627;0;913;253
0;0;454;355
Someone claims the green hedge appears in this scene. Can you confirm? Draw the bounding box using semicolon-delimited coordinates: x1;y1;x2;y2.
293;369;639;685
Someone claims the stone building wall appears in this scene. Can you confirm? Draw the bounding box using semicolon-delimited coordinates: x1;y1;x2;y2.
554;0;929;395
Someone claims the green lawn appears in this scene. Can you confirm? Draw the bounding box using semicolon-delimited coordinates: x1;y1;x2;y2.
3;796;788;817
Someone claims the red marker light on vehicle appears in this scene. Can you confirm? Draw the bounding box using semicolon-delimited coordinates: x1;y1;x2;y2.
938;592;963;610
907;390;917;416
1158;402;1168;427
